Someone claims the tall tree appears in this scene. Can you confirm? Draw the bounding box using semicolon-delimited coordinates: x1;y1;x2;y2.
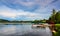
49;9;56;23
55;11;60;23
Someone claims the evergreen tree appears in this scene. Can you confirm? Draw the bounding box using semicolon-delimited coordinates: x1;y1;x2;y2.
55;11;60;23
49;9;56;23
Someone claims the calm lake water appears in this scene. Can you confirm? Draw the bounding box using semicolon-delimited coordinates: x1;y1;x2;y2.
0;23;52;36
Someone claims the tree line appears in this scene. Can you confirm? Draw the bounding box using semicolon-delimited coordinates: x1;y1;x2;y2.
47;9;60;24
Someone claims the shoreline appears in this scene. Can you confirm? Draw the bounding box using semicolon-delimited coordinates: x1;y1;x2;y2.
0;23;33;25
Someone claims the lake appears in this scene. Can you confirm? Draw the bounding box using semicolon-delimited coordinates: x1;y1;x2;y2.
0;23;52;36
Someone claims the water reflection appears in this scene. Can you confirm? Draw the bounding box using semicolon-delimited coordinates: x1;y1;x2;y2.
0;25;16;35
0;24;52;36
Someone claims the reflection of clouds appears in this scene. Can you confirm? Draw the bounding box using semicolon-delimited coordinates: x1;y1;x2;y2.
0;25;52;36
0;25;16;35
45;27;52;36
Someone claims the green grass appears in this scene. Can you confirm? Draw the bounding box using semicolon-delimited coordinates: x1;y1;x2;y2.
55;24;60;27
53;24;60;36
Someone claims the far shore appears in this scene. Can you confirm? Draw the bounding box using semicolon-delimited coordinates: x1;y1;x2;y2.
0;22;33;25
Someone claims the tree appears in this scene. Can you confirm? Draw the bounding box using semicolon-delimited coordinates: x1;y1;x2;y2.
0;19;10;22
49;9;56;23
48;9;60;24
55;11;60;23
40;19;46;23
33;20;40;24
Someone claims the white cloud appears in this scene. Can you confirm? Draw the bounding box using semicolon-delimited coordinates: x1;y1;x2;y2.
0;11;42;20
0;6;44;20
0;0;59;20
0;10;39;19
0;12;17;18
18;0;54;8
1;0;54;8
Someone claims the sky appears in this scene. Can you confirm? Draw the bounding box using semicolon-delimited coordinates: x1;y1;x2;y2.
0;0;60;21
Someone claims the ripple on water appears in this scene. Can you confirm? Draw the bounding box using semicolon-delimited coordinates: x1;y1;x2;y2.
0;24;52;36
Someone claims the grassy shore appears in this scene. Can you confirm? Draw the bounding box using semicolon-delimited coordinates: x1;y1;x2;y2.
53;24;60;36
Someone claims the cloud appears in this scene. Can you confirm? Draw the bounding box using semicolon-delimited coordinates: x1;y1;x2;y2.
0;8;39;19
0;6;45;20
0;12;17;18
0;0;55;11
50;0;58;4
0;11;42;20
0;6;51;20
0;0;59;20
11;0;54;7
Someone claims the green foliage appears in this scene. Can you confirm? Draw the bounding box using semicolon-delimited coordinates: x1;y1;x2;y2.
54;24;60;36
55;11;60;23
49;9;56;23
0;19;9;22
32;19;46;23
32;20;40;23
40;19;46;23
48;9;60;24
